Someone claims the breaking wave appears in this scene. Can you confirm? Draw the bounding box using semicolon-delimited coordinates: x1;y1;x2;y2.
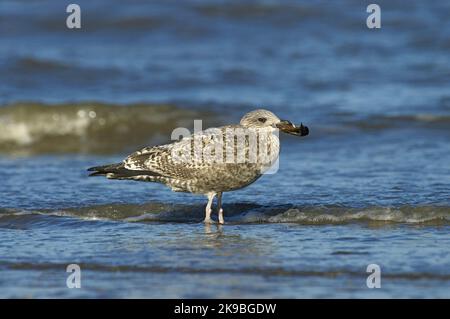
1;101;449;157
0;102;216;155
1;204;449;227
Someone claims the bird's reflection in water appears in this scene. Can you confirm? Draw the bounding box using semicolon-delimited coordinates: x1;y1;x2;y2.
198;222;227;250
204;222;223;237
200;223;269;259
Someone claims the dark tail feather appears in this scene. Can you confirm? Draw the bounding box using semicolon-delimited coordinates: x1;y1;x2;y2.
87;163;124;177
88;171;106;177
87;163;161;178
87;163;122;172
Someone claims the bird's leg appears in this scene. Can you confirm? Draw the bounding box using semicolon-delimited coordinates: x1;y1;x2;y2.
204;192;216;224
217;192;224;224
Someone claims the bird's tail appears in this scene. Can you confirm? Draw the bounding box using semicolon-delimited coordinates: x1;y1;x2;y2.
87;163;124;177
87;163;162;179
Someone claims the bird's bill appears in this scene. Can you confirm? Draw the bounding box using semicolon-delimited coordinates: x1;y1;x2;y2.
276;120;309;136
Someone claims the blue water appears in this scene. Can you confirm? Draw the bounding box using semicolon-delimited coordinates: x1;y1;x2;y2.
0;0;449;298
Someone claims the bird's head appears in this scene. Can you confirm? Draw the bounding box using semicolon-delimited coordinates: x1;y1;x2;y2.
240;109;309;137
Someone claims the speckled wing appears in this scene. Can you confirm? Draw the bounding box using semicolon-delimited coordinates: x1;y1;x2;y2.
122;125;278;193
122;127;230;179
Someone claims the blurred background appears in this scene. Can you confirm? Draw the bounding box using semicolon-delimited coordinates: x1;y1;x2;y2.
0;0;449;298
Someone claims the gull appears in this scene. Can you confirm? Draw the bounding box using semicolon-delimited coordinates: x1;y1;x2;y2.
88;109;309;224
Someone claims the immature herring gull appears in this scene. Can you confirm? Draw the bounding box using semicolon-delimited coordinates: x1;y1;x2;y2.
88;109;309;224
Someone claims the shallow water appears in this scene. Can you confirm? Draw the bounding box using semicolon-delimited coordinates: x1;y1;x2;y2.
0;0;449;298
1;219;449;298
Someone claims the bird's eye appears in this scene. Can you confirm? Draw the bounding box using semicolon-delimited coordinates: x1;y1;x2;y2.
258;117;267;123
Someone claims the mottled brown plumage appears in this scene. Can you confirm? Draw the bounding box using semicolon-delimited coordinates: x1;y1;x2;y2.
88;109;308;224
